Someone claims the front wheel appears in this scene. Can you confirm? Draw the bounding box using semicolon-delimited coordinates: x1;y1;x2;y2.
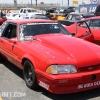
23;60;38;89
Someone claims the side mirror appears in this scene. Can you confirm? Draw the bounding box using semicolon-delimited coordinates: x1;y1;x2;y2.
9;38;17;43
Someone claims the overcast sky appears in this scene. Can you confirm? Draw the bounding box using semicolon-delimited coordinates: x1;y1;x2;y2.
0;0;89;6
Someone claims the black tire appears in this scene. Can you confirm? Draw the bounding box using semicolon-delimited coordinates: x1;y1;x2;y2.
23;60;38;89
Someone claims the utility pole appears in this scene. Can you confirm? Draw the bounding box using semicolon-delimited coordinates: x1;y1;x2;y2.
62;0;63;7
36;0;37;7
31;0;32;8
68;0;69;6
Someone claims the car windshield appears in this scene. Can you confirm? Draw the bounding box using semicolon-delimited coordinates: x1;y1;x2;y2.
27;9;37;12
12;14;19;17
19;22;71;40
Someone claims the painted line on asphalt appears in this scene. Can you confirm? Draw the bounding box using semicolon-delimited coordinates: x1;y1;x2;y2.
0;97;3;100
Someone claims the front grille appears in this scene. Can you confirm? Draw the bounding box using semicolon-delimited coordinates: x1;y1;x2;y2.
78;64;100;72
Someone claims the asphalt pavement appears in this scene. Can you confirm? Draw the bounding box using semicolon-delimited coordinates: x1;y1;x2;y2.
0;60;100;100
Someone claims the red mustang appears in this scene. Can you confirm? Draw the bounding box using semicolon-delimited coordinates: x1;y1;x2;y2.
1;19;100;94
65;16;100;45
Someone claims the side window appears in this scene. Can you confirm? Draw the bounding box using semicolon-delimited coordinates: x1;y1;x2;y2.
78;21;89;28
89;20;100;28
66;14;72;20
1;24;17;39
74;15;82;20
20;9;23;13
0;22;8;36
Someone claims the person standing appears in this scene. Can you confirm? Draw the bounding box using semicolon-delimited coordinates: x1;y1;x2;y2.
0;9;3;18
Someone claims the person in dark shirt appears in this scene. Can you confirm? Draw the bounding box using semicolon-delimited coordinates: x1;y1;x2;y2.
0;9;4;18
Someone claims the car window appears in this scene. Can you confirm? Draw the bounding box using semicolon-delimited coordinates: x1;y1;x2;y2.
66;14;72;20
19;22;71;40
20;9;23;13
72;14;83;20
24;17;30;19
1;23;17;39
31;10;37;12
12;14;19;17
78;21;88;28
89;19;100;28
78;20;90;28
0;22;8;36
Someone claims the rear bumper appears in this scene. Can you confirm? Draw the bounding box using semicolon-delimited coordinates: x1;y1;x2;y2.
36;69;100;94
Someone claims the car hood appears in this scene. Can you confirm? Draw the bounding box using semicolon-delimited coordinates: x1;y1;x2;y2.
24;34;100;68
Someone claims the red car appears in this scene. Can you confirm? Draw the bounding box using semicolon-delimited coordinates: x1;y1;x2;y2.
1;19;100;94
65;16;100;45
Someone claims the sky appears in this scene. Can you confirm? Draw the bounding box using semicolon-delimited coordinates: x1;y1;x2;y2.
0;0;89;6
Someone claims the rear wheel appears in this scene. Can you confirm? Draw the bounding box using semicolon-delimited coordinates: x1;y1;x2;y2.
23;60;38;89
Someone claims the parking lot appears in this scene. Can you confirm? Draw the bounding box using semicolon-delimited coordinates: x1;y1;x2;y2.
1;3;100;100
0;60;100;100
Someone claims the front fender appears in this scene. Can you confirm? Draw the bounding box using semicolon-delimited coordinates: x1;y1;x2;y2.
21;53;36;68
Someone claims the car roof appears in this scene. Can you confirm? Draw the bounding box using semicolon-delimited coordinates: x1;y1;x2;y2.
78;16;100;22
6;19;56;24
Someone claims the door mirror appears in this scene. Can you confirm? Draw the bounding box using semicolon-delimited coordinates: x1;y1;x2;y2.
9;38;17;43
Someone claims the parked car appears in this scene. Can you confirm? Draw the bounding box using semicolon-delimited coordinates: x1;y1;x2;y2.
65;12;95;21
6;13;20;20
65;16;100;45
1;19;100;94
59;12;95;26
45;7;75;16
23;15;50;20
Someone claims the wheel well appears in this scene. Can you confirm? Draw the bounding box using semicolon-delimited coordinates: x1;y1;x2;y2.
22;58;34;68
22;58;28;66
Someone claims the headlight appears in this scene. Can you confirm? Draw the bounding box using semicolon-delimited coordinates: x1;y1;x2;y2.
46;65;77;74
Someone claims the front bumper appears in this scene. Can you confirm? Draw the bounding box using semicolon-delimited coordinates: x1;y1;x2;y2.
36;69;100;94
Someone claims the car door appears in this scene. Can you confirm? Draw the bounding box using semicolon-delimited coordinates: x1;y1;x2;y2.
0;22;22;67
76;21;94;42
89;19;100;41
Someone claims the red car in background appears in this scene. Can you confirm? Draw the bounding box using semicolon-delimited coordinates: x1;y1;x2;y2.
1;19;100;94
0;17;7;25
65;16;100;45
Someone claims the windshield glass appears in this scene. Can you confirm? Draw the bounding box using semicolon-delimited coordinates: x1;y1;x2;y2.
27;9;37;12
19;22;70;40
12;14;19;17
